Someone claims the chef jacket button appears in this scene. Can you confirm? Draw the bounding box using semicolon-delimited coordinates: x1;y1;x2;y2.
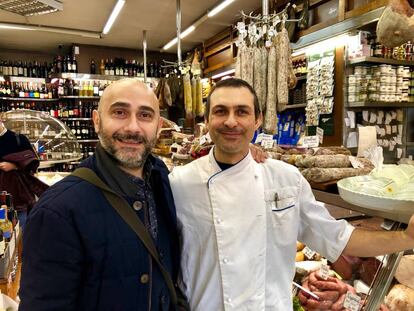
216;218;222;224
133;201;143;211
227;298;232;303
140;273;150;284
223;258;228;264
254;175;258;179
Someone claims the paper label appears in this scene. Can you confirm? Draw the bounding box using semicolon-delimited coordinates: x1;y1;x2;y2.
173;125;181;132
200;135;207;145
319;260;330;280
261;139;274;149
303;246;316;260
316;127;324;144
343;292;361;311
302;136;319;148
349;156;364;168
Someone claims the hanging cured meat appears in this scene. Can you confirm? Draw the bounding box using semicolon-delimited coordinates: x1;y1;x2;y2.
195;77;204;117
191;76;197;116
242;47;254;87
377;0;414;47
183;73;193;118
254;47;268;112
264;45;278;134
276;28;290;112
235;45;243;78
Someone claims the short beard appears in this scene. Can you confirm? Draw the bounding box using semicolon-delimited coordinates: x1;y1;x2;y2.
99;130;155;169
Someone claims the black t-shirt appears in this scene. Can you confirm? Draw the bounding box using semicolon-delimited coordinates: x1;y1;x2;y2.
0;130;33;160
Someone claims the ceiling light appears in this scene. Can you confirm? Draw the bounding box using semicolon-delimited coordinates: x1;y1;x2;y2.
181;25;195;38
0;22;101;38
208;0;235;17
163;38;178;50
211;69;235;79
0;23;33;31
162;25;195;50
0;0;63;16
102;0;126;35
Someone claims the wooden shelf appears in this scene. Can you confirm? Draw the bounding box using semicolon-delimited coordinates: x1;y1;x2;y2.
296;75;307;81
346;101;414;108
284;103;307;110
0;97;58;102
348;56;414;66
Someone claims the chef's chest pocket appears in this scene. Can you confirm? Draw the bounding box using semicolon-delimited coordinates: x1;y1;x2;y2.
265;186;298;227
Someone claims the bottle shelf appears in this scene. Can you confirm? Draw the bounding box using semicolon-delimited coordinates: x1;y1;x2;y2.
0;97;58;102
59;96;100;99
61;118;92;121
51;73;159;82
0;75;47;83
348;56;414;66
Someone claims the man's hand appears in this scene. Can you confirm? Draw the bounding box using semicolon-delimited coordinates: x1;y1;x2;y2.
0;161;17;172
249;144;268;163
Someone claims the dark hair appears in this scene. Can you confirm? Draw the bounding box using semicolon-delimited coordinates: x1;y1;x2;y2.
205;78;261;120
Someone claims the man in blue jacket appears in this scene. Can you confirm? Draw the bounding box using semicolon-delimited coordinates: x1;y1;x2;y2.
20;79;181;310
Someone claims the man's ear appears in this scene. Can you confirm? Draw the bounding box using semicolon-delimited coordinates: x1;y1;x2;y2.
255;112;263;131
157;117;163;139
92;110;100;134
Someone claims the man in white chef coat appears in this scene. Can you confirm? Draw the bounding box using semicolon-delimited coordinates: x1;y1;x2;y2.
169;78;414;311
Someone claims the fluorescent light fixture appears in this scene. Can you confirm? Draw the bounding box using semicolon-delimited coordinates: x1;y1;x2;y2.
0;0;63;16
163;38;178;50
0;22;101;38
208;0;235;17
211;69;235;79
181;25;195;38
293;34;352;56
102;0;126;35
0;24;33;31
162;25;195;50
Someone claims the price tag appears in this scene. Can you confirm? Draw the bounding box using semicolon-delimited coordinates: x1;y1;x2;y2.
206;132;212;143
302;246;316;260
173;125;181;132
343;292;361;311
319;259;330;280
255;133;273;144
349;156;364;169
302;136;319;148
261;139;274;149
200;135;207;145
316;127;324;144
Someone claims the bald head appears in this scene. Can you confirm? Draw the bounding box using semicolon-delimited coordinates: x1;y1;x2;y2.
92;78;162;176
98;78;159;114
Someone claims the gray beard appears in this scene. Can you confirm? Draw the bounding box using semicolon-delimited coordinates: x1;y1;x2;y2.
98;131;155;169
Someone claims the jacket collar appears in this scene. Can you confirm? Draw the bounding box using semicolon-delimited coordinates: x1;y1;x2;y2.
205;147;256;186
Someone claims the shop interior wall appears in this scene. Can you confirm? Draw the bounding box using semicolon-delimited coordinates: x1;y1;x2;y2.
75;44;176;74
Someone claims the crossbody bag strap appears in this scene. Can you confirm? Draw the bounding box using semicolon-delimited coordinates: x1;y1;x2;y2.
71;167;178;305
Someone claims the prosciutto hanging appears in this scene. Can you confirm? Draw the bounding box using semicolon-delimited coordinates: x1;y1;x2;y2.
377;0;414;47
264;45;278;134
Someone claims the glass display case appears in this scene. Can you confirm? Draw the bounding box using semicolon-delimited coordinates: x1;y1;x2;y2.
1;109;82;168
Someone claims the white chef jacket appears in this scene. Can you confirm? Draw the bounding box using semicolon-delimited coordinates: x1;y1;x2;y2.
169;148;355;311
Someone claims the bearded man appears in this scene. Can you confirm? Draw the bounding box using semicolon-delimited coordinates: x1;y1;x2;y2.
20;79;182;311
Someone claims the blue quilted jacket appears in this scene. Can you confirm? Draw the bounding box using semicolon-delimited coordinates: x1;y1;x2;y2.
19;155;180;311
